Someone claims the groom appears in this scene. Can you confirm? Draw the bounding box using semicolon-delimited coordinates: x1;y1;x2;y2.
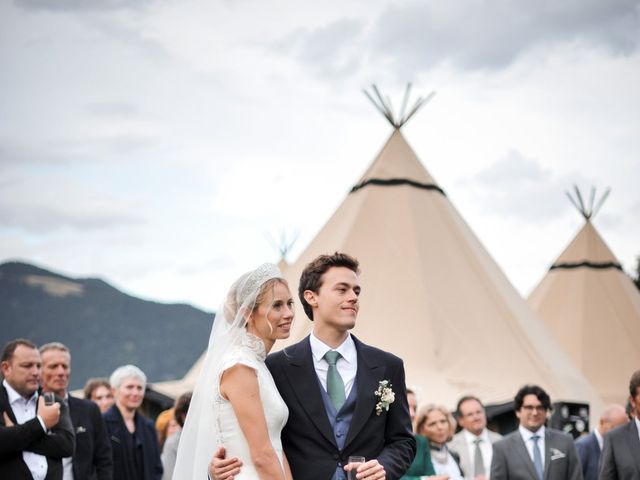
212;252;415;480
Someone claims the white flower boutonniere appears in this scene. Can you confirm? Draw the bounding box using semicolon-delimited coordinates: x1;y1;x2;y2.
374;380;395;415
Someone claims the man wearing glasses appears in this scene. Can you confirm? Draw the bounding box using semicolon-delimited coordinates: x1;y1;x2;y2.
490;385;583;480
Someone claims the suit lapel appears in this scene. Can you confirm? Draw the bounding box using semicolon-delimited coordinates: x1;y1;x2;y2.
1;385;21;425
544;430;552;479
626;420;640;476
281;337;337;447
344;337;382;448
514;432;540;480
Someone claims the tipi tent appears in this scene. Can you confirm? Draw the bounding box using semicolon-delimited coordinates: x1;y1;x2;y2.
275;87;603;416
528;188;640;405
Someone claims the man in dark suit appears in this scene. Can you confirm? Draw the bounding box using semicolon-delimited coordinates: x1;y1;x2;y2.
211;252;416;480
574;404;627;480
600;369;640;480
491;384;583;480
0;338;75;479
40;342;113;480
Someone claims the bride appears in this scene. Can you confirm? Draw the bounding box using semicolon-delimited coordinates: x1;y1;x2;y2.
173;263;294;479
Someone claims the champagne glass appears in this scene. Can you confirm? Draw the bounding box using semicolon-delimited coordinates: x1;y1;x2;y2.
347;456;365;480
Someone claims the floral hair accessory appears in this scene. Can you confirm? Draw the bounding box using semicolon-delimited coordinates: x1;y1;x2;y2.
374;380;395;415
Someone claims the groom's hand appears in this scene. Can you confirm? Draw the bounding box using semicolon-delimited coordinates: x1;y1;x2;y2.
344;459;385;479
209;446;243;480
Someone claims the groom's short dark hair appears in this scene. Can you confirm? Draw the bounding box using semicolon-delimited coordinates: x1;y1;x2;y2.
299;252;360;320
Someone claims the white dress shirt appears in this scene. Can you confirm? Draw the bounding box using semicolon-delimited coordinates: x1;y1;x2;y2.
635;417;640;444
3;379;48;480
463;428;494;474
309;332;357;398
519;425;546;466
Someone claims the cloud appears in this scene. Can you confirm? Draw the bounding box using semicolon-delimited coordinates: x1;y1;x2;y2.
270;18;366;78
272;0;640;78
14;0;155;12
85;101;140;118
0;176;145;233
461;149;594;222
370;0;640;73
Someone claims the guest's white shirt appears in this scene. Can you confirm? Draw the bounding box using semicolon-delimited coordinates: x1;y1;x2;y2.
594;427;604;451
310;332;357;398
635;417;640;444
519;425;546;466
3;379;48;480
463;428;494;474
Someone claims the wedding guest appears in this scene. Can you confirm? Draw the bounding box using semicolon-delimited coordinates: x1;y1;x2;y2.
103;365;162;480
574;404;627;480
161;392;191;480
155;408;178;451
448;395;502;480
84;378;115;414
40;342;113;480
417;404;464;479
400;391;437;480
0;338;75;479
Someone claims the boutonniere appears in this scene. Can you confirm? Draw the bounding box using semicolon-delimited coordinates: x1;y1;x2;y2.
550;448;566;460
374;380;395;415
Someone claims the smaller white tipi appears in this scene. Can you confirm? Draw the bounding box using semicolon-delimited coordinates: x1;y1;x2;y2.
528;187;640;405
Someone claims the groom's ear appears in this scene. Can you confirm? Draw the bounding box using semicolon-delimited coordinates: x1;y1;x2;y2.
303;290;318;307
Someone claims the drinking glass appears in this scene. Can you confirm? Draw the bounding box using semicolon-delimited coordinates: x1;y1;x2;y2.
43;392;55;406
347;456;365;480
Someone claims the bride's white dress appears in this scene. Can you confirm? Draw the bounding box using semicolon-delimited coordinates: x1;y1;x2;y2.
215;333;289;479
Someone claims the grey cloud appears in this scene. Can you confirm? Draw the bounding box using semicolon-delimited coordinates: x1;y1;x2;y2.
0;133;155;167
270;18;365;78
371;0;640;73
461;149;593;222
85;102;139;118
0;201;144;233
14;0;154;12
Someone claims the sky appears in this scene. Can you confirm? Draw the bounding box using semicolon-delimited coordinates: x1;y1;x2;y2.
1;0;639;312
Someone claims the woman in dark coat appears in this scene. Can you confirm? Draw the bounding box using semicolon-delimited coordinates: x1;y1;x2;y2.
103;365;163;480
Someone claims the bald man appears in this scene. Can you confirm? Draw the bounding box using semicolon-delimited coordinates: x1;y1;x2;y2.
574;404;628;480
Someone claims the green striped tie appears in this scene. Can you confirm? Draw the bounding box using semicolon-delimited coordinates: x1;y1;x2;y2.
324;350;346;411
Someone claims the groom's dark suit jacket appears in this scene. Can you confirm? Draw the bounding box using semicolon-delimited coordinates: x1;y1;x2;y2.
266;334;416;480
0;386;75;480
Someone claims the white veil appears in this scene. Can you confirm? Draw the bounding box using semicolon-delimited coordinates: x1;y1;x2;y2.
173;263;283;480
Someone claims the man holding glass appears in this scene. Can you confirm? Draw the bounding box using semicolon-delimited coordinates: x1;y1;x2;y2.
0;338;75;480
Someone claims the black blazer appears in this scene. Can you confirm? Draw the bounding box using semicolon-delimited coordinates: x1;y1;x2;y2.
266;334;416;480
103;404;162;480
68;395;113;480
0;385;75;480
574;431;600;480
600;419;640;480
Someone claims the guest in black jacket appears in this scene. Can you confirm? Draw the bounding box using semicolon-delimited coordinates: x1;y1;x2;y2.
104;364;162;480
40;342;113;479
0;338;75;480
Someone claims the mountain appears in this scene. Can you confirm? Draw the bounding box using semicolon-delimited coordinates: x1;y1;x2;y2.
0;261;213;390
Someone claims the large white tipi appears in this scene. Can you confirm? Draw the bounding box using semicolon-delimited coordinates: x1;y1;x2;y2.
275;87;603;415
528;188;640;405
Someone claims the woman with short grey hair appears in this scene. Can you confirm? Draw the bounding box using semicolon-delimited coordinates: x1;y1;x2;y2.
103;364;162;479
